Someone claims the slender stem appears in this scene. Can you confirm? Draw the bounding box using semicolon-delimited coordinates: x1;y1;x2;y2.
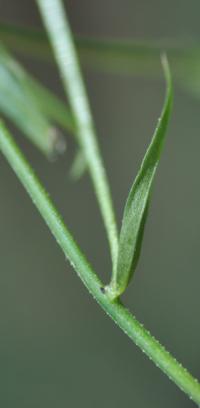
36;0;118;271
0;121;200;405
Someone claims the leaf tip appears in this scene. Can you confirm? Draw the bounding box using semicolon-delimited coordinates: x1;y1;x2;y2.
47;126;67;160
160;52;172;87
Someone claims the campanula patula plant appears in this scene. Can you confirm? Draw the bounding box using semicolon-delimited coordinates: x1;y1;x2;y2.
0;0;199;405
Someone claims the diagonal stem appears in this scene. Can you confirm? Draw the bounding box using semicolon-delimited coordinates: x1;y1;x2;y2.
0;121;200;405
36;0;118;272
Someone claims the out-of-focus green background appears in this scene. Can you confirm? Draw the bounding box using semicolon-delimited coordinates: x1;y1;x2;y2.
0;1;200;407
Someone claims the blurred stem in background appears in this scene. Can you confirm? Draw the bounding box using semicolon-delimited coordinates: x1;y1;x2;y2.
1;23;200;96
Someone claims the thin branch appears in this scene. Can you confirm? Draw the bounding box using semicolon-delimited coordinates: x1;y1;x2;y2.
36;0;119;271
0;121;200;405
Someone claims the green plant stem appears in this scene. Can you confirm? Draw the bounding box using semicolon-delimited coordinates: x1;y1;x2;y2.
36;0;118;271
0;122;200;405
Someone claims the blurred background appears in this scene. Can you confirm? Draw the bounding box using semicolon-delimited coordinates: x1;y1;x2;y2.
0;1;200;407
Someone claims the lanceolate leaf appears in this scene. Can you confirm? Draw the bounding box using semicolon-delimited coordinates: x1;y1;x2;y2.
0;45;75;157
106;55;173;300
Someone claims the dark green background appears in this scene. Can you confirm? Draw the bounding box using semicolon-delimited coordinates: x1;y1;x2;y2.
0;1;200;407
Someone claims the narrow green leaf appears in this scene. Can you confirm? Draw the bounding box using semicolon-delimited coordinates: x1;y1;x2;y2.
0;45;75;156
106;55;173;300
23;74;75;133
0;48;53;156
0;46;86;177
